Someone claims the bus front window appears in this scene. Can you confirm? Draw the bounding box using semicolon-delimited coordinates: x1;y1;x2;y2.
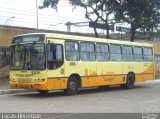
11;43;45;70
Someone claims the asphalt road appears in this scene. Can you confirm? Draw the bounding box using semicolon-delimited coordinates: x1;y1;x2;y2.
0;81;160;116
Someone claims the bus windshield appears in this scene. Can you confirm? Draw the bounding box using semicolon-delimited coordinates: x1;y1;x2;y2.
11;43;45;70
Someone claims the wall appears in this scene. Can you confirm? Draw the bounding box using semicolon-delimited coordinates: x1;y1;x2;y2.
0;26;42;46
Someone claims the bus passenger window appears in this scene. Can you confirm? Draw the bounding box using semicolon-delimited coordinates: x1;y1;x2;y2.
110;45;122;62
80;42;95;61
47;44;64;69
65;41;79;61
122;46;133;62
133;47;143;62
96;43;109;61
143;47;153;62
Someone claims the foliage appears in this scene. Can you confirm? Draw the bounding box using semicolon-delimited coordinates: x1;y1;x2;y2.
39;0;59;10
114;0;160;41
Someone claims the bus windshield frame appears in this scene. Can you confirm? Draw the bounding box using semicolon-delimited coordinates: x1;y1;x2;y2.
10;43;46;70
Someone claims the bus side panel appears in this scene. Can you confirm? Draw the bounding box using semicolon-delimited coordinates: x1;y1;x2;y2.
143;62;155;81
65;61;97;87
82;62;97;87
81;77;89;87
96;62;111;86
106;62;124;85
122;62;144;82
133;62;144;82
46;78;68;90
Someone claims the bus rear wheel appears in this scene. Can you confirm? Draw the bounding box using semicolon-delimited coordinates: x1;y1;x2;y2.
120;73;135;89
124;73;135;89
65;77;78;95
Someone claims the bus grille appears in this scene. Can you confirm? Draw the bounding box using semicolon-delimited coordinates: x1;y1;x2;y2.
15;74;33;77
17;78;32;82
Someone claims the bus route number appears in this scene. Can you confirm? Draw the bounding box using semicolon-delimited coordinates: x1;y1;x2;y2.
70;62;76;66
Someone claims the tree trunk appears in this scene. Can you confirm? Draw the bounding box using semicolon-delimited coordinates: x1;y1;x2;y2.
105;20;110;39
106;27;110;39
130;27;135;42
93;25;98;38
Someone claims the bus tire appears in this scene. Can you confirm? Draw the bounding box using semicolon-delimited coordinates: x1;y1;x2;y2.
125;73;135;89
65;77;78;95
38;90;48;95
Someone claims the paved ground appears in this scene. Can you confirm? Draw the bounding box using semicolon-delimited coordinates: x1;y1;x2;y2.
0;77;34;95
0;80;160;114
0;77;9;90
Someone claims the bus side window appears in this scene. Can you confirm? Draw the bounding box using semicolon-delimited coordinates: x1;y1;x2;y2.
65;41;79;61
143;47;153;62
133;47;143;62
47;44;64;69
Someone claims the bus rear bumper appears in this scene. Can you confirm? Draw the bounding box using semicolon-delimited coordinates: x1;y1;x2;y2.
9;81;48;90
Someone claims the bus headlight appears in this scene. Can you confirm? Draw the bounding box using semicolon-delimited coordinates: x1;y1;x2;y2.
34;78;46;82
41;79;46;81
10;78;16;81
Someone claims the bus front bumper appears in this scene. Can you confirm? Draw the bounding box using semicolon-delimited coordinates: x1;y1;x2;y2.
9;81;48;90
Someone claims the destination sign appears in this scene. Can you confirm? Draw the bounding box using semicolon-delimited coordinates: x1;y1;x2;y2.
12;34;45;43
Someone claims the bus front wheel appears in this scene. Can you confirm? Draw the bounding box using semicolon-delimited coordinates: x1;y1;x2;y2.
65;77;78;95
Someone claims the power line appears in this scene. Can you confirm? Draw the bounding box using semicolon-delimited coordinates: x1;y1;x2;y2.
0;7;85;21
0;16;64;27
0;10;86;24
0;16;76;27
0;6;91;31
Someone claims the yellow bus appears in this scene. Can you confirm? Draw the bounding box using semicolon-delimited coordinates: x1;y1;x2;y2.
9;33;155;95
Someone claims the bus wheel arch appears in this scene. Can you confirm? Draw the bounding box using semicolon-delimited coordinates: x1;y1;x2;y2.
65;74;81;95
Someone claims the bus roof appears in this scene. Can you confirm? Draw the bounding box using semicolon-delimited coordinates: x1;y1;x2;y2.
14;33;153;47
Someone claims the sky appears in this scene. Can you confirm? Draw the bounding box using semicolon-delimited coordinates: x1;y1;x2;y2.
0;0;130;34
0;0;93;32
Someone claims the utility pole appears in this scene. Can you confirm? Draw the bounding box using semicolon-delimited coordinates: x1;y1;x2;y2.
65;22;71;32
36;0;39;29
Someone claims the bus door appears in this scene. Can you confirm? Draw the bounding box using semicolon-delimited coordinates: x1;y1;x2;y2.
46;39;65;90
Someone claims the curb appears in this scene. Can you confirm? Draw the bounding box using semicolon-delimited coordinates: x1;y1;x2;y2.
0;89;34;95
146;79;160;83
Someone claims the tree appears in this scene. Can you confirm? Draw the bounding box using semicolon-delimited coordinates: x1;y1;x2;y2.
40;0;115;38
114;0;160;42
69;0;101;37
144;0;160;37
69;0;116;38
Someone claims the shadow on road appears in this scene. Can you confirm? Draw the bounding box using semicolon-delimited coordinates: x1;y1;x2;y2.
13;83;150;98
